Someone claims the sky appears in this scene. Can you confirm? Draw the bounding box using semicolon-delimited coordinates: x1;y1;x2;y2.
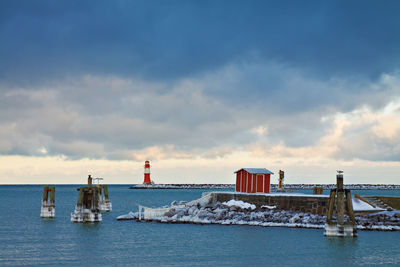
1;0;400;184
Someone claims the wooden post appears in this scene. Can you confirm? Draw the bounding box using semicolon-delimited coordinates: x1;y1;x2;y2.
43;186;49;202
77;188;84;206
337;189;344;225
278;170;284;190
103;185;109;200
326;189;336;222
88;175;92;187
313;187;323;194
50;187;55;204
92;187;99;210
345;189;356;223
336;173;344;226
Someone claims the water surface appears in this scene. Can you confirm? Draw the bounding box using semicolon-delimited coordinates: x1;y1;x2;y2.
0;185;399;266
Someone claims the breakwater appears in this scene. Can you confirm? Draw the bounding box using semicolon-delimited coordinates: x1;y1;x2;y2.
129;183;400;190
118;192;400;231
278;184;400;190
129;184;235;189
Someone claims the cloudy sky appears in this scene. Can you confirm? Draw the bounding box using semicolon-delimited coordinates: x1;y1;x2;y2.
1;1;400;184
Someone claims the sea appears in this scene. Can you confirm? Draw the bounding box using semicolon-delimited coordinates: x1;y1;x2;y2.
1;185;399;266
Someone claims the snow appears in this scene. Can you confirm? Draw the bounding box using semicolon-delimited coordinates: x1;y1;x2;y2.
222;200;256;210
117;211;137;220
352;198;383;211
261;205;276;209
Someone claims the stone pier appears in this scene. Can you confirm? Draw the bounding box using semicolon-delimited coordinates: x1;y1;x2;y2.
209;192;329;215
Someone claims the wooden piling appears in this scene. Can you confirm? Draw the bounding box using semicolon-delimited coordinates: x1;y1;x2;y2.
324;171;357;237
345;189;356;223
49;187;55;204
313;187;323;195
103;185;109;200
327;189;336;222
77;188;84;206
42;186;49;202
88;175;92;187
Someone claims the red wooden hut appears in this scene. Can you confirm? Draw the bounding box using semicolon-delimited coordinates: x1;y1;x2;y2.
235;168;274;193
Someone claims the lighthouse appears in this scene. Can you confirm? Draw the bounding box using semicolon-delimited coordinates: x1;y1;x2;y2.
143;160;152;184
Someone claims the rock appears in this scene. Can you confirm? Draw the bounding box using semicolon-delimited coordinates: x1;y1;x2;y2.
197;210;209;218
176;209;185;218
164;210;176;217
229;206;239;212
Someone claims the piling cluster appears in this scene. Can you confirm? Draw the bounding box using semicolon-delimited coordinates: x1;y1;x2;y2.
324;171;357;237
70;175;112;222
40;186;55;218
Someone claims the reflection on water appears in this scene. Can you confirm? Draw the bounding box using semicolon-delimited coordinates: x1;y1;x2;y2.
326;236;358;248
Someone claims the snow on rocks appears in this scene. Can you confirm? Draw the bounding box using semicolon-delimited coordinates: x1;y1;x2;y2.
116;195;400;231
355;210;400;231
116;211;138;220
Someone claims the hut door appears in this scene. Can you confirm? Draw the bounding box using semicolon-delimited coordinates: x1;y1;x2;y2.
256;175;263;192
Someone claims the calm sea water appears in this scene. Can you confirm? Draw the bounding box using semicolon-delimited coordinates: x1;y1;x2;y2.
0;185;399;266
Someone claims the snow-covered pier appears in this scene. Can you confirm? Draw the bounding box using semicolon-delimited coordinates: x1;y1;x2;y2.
118;191;400;231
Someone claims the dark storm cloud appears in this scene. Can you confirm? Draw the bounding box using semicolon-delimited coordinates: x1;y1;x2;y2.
1;0;400;84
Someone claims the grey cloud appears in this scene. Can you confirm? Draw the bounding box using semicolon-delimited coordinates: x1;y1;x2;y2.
0;60;399;160
335;131;400;162
0;76;256;158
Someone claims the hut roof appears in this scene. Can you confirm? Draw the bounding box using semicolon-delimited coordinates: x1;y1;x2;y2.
235;168;274;175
